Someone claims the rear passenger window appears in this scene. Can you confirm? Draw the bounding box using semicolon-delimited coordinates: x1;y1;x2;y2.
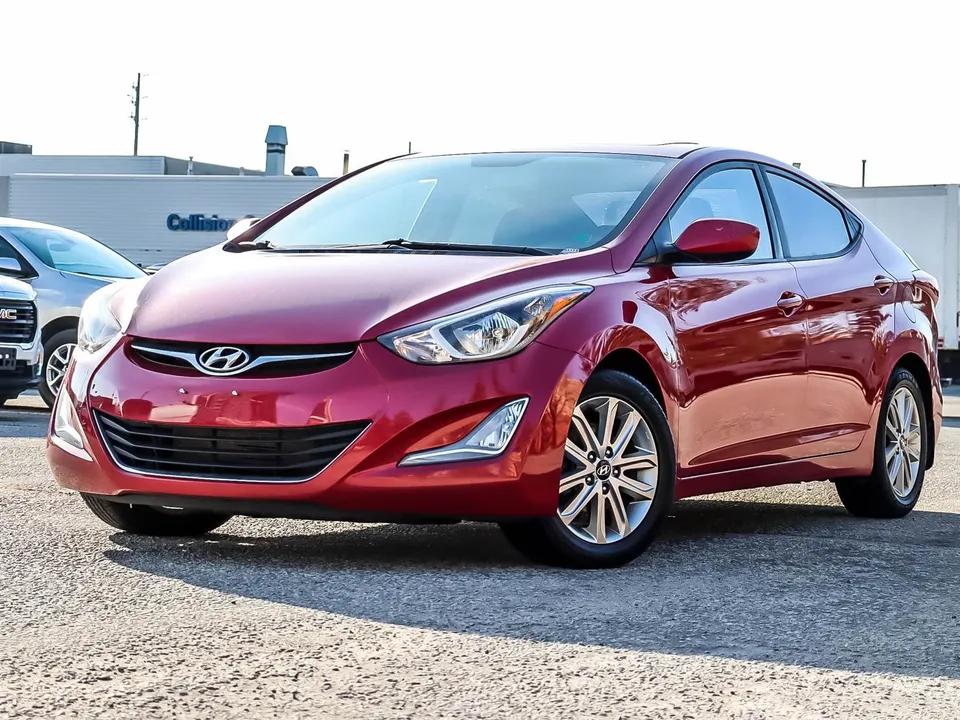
767;173;852;258
667;167;774;261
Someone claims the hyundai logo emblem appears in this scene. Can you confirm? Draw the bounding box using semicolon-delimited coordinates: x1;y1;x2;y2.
197;346;251;374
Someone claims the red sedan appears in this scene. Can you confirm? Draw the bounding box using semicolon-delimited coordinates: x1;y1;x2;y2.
47;144;942;568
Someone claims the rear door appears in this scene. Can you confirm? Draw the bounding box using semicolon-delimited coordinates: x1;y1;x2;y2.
664;163;810;477
761;167;893;455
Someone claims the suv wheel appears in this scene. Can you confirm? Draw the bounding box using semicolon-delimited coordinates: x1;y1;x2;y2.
40;329;77;408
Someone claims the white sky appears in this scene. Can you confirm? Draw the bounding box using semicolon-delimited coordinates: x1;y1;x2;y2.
2;0;956;187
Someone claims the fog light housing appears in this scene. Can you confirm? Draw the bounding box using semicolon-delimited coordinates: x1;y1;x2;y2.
399;398;529;466
52;391;90;458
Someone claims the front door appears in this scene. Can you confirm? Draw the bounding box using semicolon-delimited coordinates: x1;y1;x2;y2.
662;164;810;477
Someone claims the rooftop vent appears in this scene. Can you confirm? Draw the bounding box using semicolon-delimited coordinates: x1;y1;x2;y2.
265;125;288;176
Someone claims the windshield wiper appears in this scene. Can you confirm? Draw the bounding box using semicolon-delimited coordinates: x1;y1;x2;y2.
223;238;276;253
381;238;552;256
267;243;387;253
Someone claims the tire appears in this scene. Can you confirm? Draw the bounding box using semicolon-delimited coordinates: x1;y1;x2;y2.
835;367;928;518
81;494;232;536
40;329;78;408
499;369;676;568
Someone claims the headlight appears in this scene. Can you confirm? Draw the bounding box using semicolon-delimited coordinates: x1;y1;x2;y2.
379;284;592;364
77;279;147;354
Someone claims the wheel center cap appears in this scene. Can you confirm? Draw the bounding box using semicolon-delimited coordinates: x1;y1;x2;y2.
595;460;612;480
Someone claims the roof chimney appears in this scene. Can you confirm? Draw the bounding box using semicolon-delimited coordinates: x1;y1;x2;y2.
265;125;288;176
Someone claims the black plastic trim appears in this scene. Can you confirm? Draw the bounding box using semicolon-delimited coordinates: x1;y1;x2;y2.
89;493;516;523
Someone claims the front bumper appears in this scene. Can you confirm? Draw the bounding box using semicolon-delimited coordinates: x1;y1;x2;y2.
0;329;42;394
46;337;589;520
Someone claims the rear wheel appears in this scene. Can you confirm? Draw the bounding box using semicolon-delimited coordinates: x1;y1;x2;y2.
81;494;233;536
499;369;675;568
41;329;77;408
835;367;927;518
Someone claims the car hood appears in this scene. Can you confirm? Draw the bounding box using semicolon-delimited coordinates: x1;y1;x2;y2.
0;276;36;301
127;247;612;345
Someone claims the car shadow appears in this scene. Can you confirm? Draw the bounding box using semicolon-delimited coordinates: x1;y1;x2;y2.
0;404;49;439
104;498;960;679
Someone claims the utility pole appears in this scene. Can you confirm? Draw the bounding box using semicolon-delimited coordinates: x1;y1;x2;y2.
408;141;412;154
861;159;866;188
131;73;142;156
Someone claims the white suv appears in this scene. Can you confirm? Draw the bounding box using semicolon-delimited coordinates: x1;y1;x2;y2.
0;275;42;404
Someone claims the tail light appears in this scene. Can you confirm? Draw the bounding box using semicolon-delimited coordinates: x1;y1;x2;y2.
912;270;940;306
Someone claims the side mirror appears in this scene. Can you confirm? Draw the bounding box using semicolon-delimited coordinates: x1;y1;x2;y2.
226;217;261;242
674;218;760;263
0;257;24;276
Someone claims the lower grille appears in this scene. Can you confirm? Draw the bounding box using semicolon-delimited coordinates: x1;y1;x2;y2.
0;300;37;343
94;411;369;482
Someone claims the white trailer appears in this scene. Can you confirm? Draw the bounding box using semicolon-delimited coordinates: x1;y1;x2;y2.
832;184;960;354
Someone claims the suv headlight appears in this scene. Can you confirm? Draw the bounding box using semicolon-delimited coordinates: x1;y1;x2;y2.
379;284;592;364
77;279;147;354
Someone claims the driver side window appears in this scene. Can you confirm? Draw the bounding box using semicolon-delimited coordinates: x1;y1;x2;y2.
668;167;774;261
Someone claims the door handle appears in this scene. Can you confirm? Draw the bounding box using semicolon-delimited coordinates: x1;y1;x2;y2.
874;275;895;294
777;291;805;316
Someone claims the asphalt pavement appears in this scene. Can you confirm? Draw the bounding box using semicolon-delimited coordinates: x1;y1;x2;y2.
1;393;958;719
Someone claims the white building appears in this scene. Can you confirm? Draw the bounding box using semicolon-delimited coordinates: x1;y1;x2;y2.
0;127;333;265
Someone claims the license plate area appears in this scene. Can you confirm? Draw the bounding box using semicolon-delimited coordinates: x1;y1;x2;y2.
0;349;17;371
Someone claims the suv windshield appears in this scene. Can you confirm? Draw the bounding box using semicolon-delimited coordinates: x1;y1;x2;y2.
254;152;676;253
4;226;144;279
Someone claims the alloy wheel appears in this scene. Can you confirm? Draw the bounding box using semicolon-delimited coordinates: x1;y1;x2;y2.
45;342;76;397
558;395;659;544
884;386;922;500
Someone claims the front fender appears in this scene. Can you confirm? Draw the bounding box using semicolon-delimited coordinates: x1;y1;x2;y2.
534;270;680;439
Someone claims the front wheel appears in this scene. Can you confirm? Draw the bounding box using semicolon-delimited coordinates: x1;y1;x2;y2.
835;367;928;518
81;494;233;536
500;369;676;568
40;329;77;408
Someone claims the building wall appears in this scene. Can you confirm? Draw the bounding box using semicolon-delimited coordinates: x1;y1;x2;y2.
8;174;332;265
0;177;8;217
0;155;167;176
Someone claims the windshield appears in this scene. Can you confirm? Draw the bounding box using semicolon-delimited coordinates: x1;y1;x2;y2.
4;226;144;279
254;152;676;253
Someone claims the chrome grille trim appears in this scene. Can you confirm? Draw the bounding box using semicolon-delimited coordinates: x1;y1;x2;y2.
130;342;354;377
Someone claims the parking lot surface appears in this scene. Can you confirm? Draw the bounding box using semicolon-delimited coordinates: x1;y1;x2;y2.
1;394;958;719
